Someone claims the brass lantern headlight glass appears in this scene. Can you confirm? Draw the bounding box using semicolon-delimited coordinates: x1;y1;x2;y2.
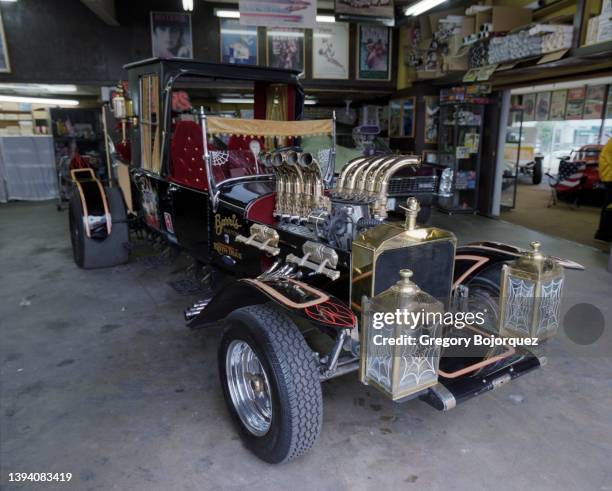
499;241;565;341
360;269;444;401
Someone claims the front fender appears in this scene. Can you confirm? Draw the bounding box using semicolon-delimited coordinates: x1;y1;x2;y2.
189;277;356;333
70;168;112;239
453;241;583;289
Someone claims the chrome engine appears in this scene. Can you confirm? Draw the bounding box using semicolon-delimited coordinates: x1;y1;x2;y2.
260;152;421;251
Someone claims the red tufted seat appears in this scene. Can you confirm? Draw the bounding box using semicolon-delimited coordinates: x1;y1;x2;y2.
170;120;208;190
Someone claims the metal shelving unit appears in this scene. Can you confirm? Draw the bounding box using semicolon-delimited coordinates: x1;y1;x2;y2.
436;102;484;213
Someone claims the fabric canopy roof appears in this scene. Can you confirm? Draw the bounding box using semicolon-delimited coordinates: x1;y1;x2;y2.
206;117;333;137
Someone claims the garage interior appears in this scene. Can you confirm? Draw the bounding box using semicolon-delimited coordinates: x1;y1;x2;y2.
1;0;611;490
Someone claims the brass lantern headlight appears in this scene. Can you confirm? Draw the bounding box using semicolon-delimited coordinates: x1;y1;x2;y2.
360;269;444;401
499;241;565;341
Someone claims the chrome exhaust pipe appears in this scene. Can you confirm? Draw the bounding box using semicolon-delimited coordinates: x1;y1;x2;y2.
184;298;211;322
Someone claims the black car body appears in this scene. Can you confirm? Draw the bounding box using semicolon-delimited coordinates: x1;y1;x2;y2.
67;59;582;463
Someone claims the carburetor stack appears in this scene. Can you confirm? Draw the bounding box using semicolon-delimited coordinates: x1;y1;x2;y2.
260;152;421;251
260;150;330;221
332;154;421;218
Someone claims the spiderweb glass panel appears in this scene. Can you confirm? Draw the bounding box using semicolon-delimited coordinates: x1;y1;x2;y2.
537;278;563;334
502;276;535;334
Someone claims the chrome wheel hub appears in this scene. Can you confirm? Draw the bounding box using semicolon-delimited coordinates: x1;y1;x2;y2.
225;340;272;436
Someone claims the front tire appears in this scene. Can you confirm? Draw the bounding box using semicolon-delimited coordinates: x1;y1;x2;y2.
219;305;323;463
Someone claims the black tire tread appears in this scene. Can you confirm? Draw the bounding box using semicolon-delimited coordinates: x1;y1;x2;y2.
225;305;323;463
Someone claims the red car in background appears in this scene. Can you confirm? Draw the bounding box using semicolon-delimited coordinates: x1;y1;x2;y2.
551;144;604;206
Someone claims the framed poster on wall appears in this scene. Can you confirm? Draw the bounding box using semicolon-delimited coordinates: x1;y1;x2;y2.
356;25;391;81
535;92;551;121
389;99;402;137
549;90;567;120
424;96;439;144
312;23;349;80
522;93;536;121
566;87;586;119
150;12;193;59
422;150;437;165
266;28;305;72
402;98;415;137
583;85;606;119
219;19;258;65
0;10;10;73
388;98;414;138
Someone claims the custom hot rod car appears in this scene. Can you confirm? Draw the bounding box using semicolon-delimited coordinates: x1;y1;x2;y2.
68;59;582;464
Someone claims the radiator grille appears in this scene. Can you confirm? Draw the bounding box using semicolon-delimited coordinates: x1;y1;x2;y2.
387;176;438;196
374;241;455;308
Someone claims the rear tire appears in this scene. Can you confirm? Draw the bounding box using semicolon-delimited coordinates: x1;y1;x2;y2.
467;268;501;332
532;160;543;185
68;187;129;269
219;305;323;463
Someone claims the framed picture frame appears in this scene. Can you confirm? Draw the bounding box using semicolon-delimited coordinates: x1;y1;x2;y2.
356;25;391;81
424;96;439;144
0;10;11;73
522;93;536;121
583;85;606;119
566;87;586;120
266;28;305;73
535;91;551;121
388;97;415;138
389;99;402;137
150;12;193;59
312;23;349;80
549;90;567;120
422;150;438;165
219;18;258;65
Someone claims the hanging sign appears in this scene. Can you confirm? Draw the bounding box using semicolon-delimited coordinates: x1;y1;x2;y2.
239;0;316;28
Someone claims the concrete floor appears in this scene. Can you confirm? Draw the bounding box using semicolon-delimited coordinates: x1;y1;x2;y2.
1;201;611;491
501;180;603;251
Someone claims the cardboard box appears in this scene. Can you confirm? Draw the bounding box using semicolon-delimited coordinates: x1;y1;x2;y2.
585;16;599;45
442;53;469;72
597;16;612;43
427;7;466;33
415;69;444;80
448;33;464;56
473;6;532;33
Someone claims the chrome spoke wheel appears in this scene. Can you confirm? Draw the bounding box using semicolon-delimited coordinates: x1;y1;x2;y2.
225;340;272;436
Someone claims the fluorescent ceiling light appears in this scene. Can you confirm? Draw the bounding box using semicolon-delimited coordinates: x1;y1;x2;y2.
0;0;19;3
214;9;240;18
218;97;254;104
404;0;447;17
214;9;335;23
304;99;318;105
182;0;193;11
0;83;78;93
0;95;79;106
